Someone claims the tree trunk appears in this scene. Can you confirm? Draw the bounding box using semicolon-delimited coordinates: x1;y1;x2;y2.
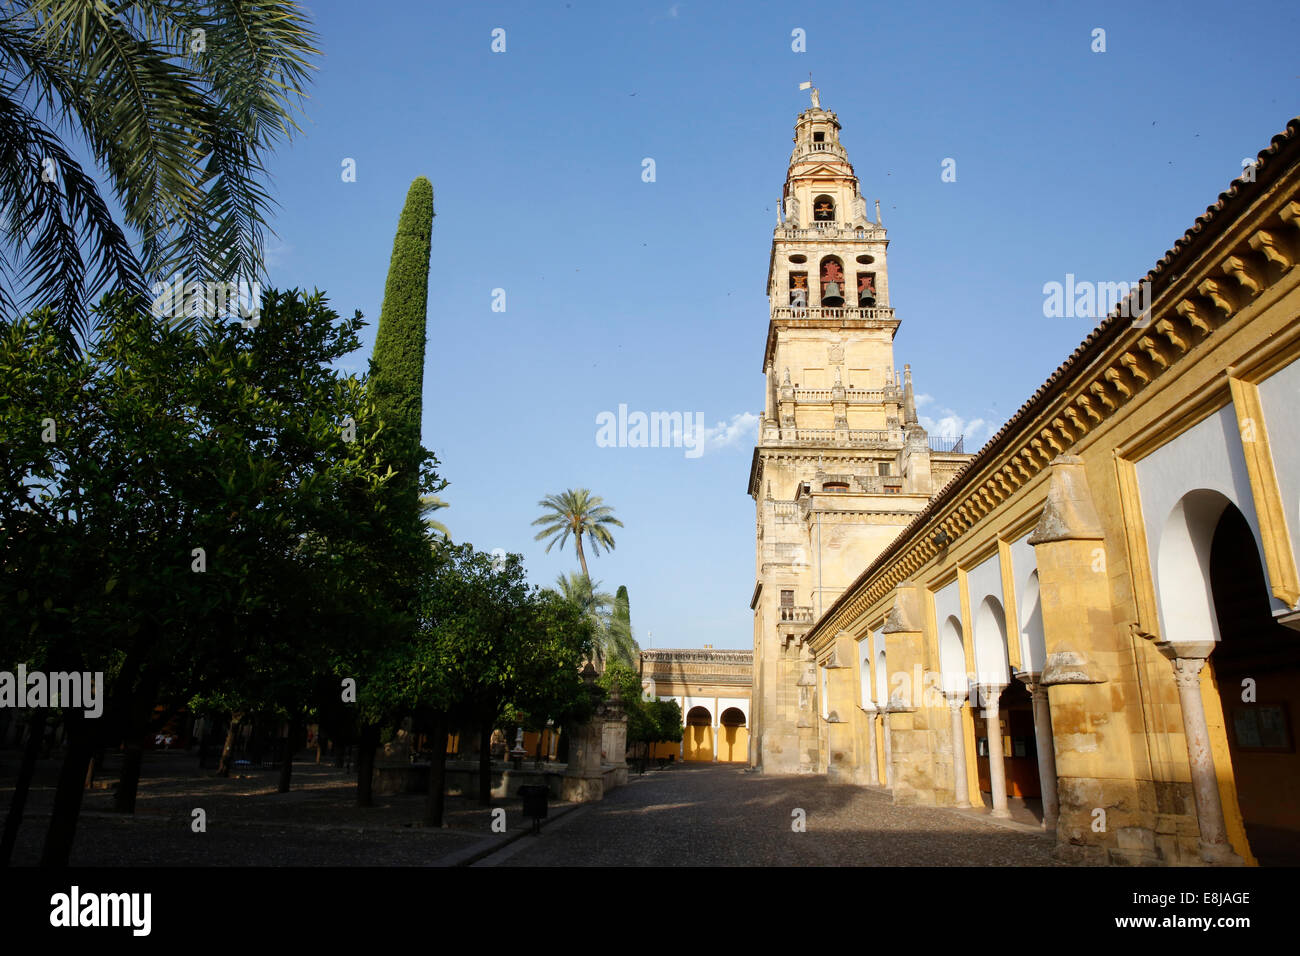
0;710;47;866
478;725;492;804
575;536;589;579
277;719;299;793
40;714;96;867
424;713;448;827
113;743;144;813
85;745;107;790
216;716;240;777
356;723;379;807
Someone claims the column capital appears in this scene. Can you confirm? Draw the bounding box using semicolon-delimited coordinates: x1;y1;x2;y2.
1015;670;1048;699
945;691;967;710
1168;655;1209;689
1155;639;1215;663
1156;640;1215;688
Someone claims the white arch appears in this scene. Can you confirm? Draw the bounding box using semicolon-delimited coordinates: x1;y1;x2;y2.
1156;489;1236;645
973;595;1010;685
685;705;712;724
859;635;874;707
938;615;968;695
714;698;749;727
719;706;746;727
1137;404;1281;634
1019;570;1046;673
875;648;888;707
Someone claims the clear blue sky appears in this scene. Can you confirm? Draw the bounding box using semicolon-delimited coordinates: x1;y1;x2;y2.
257;0;1299;650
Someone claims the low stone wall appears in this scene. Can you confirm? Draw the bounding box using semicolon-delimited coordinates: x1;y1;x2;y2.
372;759;627;802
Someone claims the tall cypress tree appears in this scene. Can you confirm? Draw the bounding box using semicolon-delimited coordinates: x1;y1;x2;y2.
359;176;436;806
371;176;435;524
609;584;638;668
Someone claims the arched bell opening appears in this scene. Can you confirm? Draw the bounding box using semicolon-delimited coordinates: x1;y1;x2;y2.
789;271;808;308
856;271;877;308
813;194;835;222
819;256;845;307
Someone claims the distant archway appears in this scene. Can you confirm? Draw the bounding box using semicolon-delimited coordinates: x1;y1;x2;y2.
719;708;747;763
685;706;713;762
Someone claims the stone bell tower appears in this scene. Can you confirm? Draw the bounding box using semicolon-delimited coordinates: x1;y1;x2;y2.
747;89;971;773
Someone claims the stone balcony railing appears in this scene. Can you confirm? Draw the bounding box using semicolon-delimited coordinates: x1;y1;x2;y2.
770;306;895;322
641;649;753;665
790;141;849;162
792;386;903;403
787;428;900;447
779;605;814;624
775;223;885;241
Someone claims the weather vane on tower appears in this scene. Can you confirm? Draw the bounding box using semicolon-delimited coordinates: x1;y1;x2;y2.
798;74;820;109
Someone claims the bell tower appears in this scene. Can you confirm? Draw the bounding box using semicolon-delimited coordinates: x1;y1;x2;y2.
747;89;970;773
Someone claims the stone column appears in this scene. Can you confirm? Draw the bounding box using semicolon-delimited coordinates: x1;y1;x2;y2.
861;705;879;786
875;711;888;786
1017;672;1059;830
880;708;893;789
1157;641;1243;865
947;693;971;808
979;684;1011;818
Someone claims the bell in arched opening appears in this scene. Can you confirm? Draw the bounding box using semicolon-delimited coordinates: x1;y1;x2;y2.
820;258;845;307
857;272;876;308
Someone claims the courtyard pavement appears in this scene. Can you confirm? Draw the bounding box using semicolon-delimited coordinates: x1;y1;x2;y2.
485;762;1063;866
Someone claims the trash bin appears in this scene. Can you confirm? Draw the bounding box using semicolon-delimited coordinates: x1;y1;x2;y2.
518;785;548;833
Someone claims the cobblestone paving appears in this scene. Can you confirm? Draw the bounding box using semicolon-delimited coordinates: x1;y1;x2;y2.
3;757;539;866
498;763;1063;866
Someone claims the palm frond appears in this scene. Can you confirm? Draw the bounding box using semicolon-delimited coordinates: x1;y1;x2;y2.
0;90;144;349
0;1;321;347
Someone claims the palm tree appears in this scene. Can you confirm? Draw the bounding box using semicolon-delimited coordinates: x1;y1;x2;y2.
0;1;320;350
419;494;450;540
548;572;639;671
532;488;623;578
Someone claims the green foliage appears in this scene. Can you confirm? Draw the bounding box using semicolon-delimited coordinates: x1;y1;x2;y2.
368;177;436;596
531;488;622;578
607;583;639;668
0;1;322;348
0;289;418;738
597;662;681;747
550;573;639;669
382;544;592;734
